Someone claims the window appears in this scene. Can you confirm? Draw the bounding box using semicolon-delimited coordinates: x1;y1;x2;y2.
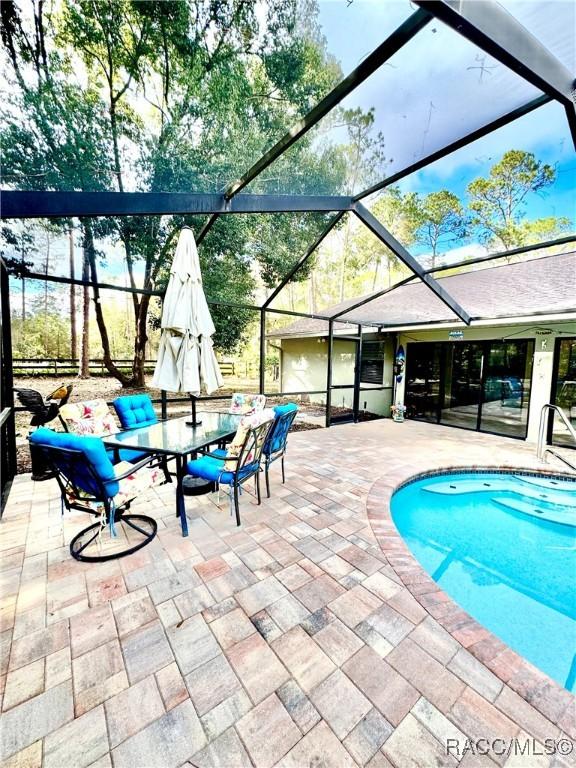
360;342;385;384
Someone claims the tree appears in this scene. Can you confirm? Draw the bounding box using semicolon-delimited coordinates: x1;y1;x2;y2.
413;190;467;269
0;0;347;386
467;150;566;251
68;227;77;361
351;188;420;291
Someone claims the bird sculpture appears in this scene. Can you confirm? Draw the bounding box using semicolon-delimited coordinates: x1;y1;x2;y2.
14;383;74;428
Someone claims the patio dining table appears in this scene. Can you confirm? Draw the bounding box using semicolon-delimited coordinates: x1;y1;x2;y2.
103;412;241;537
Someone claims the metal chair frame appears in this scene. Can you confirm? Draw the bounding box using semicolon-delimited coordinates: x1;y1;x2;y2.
33;443;158;563
198;419;274;526
263;409;298;497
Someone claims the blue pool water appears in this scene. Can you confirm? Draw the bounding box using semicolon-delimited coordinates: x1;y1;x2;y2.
391;471;576;692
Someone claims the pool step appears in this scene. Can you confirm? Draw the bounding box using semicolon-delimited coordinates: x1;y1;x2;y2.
513;475;576;492
492;496;576;527
422;480;576;510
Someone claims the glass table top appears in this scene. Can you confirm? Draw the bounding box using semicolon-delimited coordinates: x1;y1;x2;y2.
103;412;241;456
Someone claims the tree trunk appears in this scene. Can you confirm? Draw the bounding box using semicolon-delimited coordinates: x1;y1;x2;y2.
340;218;353;303
131;294;150;388
308;271;317;315
20;236;25;348
69;226;77;360
82;220;132;387
43;229;51;355
79;245;90;379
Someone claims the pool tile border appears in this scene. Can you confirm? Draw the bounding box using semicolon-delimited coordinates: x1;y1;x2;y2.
366;462;576;739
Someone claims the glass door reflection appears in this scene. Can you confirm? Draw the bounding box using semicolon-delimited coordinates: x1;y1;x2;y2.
480;341;533;438
552;337;576;447
440;343;483;430
405;342;442;422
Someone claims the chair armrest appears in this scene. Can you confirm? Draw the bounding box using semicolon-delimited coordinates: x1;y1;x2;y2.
113;453;158;480
200;450;239;462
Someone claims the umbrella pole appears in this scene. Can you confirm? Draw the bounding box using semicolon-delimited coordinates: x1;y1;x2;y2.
186;395;202;427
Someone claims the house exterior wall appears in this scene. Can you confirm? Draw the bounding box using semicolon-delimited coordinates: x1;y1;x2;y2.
278;334;394;416
277;319;575;441
394;321;576;442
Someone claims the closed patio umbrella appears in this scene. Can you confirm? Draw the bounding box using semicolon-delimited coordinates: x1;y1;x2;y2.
152;228;223;415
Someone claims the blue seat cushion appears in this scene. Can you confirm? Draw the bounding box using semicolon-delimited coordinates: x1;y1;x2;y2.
264;403;298;457
30;428;119;497
186;453;257;486
113;394;157;430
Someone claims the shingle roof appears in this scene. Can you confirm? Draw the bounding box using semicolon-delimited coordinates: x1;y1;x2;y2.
269;251;576;337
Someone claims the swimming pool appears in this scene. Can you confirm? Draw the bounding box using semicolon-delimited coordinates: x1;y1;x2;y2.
391;471;576;692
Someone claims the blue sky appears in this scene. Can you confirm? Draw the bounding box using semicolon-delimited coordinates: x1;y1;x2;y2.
317;0;576;225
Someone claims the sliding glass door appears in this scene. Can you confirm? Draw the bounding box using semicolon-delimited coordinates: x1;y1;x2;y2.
405;339;534;438
440;343;483;430
404;342;442;422
551;337;576;447
479;341;534;438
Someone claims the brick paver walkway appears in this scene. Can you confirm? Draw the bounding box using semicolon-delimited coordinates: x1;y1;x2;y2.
1;419;574;768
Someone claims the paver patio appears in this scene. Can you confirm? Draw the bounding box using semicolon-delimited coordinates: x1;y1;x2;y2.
0;419;574;768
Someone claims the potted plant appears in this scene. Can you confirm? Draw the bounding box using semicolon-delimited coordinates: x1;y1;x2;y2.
391;402;407;423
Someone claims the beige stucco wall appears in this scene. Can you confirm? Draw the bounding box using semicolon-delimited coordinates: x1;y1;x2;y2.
394;321;576;442
278;334;394;416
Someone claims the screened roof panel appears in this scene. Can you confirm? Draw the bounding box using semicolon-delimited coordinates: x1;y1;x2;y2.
360;100;576;270
0;1;414;195
498;0;576;73
317;0;414;73
267;211;412;316
243;19;543;197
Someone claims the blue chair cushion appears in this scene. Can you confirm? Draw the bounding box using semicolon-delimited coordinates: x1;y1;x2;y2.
264;403;298;457
113;394;157;430
30;428;119;497
186;453;258;486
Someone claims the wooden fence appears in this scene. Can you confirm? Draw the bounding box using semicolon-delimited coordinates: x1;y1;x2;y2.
12;358;237;378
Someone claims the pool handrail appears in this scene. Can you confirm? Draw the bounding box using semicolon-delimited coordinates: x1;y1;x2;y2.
537;404;576;470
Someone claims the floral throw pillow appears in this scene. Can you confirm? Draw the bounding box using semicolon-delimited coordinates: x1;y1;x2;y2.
229;393;266;415
224;408;274;472
60;399;118;437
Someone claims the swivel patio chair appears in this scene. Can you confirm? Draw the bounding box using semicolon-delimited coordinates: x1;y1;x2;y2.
262;403;298;497
60;398;150;465
29;428;163;562
186;410;274;526
113;394;158;429
60;395;171;472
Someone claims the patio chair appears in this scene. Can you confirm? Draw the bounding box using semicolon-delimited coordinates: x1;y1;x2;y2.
262;403;298;497
60;398;148;465
113;394;158;429
186;410;275;526
112;393;174;481
29;428;163;562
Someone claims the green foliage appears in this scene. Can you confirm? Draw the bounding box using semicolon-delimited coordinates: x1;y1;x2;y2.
1;0;570;369
467;150;558;249
1;0;356;380
11;311;71;358
412;190;467;266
